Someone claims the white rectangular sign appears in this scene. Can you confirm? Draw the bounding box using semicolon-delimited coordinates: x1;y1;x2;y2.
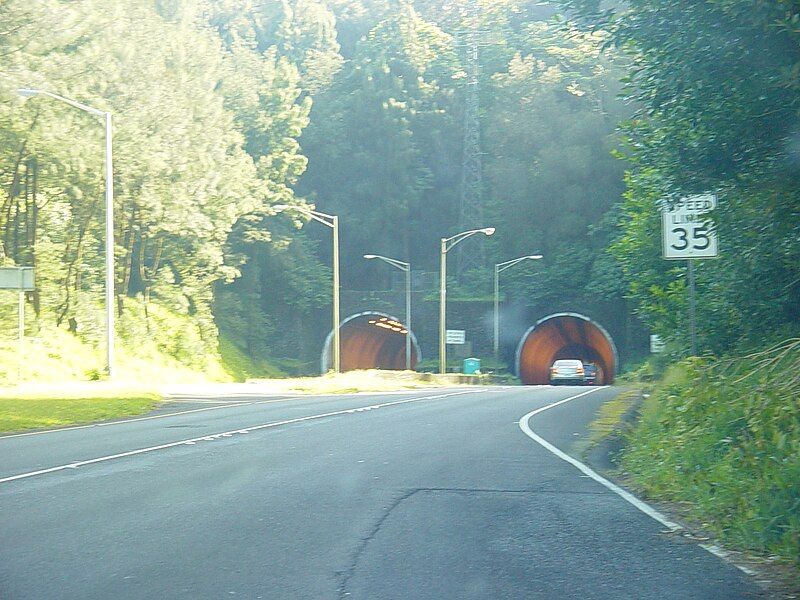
445;329;466;345
662;194;718;260
650;334;666;353
0;267;34;291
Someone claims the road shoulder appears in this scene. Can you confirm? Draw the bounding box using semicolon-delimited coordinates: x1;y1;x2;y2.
579;388;799;600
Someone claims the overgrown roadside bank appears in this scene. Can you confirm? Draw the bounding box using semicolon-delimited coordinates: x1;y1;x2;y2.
582;341;800;593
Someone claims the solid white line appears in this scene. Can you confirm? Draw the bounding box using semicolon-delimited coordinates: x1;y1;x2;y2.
518;387;682;531
518;388;761;577
0;389;479;485
168;399;254;405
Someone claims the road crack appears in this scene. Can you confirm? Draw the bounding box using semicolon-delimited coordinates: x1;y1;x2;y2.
335;485;608;598
337;488;421;599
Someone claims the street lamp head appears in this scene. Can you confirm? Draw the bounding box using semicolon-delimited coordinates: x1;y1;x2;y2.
483;227;496;236
528;254;543;260
17;88;40;98
272;204;289;213
363;254;377;259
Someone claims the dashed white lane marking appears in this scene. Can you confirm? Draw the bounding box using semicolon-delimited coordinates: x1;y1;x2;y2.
0;400;267;440
0;388;466;440
0;389;479;485
518;387;757;577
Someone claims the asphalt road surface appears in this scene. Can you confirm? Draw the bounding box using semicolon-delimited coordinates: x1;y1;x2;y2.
0;385;764;599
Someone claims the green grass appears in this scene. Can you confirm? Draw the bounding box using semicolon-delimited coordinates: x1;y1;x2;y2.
585;389;640;447
620;346;800;567
218;335;287;382
0;386;161;433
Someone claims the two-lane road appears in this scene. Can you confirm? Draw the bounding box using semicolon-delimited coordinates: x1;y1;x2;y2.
0;386;762;599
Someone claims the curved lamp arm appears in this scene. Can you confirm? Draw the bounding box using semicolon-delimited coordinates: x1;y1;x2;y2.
442;227;495;253
496;254;543;273
364;254;410;272
272;204;336;228
17;88;106;117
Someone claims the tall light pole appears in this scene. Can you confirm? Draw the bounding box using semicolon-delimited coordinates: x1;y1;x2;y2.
364;254;412;370
274;205;341;373
18;88;115;377
494;255;543;359
439;227;495;374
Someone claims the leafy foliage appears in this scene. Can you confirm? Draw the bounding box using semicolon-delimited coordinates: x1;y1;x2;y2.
0;0;313;374
557;0;800;353
484;21;629;306
623;349;800;564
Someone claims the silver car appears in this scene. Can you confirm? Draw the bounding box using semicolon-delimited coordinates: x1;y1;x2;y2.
549;359;586;385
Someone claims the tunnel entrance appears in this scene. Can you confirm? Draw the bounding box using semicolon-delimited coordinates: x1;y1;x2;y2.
321;311;421;373
515;313;618;385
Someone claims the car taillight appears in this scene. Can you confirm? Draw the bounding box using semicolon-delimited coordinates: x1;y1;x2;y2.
577;367;584;374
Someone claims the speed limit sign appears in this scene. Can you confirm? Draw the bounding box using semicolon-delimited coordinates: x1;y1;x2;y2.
662;194;718;259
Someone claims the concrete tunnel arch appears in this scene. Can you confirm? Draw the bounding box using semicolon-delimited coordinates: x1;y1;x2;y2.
321;311;422;373
515;312;619;385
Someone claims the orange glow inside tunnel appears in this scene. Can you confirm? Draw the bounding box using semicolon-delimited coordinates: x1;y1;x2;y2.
321;312;421;373
515;313;618;385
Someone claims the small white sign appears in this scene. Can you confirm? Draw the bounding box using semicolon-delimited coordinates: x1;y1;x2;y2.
650;334;666;354
662;194;719;260
445;329;466;345
0;267;34;291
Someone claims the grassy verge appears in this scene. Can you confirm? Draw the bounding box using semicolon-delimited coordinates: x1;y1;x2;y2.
244;369;456;394
620;343;800;567
582;389;640;448
218;336;287;381
0;384;161;433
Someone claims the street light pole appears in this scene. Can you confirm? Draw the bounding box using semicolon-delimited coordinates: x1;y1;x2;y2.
274;204;341;373
104;112;115;376
439;227;495;374
17;89;115;377
493;255;543;360
363;254;412;370
439;237;447;374
332;215;340;373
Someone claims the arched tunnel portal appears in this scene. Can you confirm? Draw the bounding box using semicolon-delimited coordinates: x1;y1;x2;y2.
515;313;618;385
321;311;421;373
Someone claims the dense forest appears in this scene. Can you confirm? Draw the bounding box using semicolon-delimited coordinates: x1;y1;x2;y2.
0;0;798;378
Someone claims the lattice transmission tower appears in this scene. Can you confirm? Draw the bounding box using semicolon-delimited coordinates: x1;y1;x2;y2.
456;4;487;277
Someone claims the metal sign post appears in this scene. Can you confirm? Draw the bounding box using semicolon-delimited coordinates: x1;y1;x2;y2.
661;195;718;355
687;261;697;356
0;267;35;383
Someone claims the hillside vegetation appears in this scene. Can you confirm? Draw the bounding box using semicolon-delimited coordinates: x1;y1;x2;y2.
2;0;634;374
622;344;800;565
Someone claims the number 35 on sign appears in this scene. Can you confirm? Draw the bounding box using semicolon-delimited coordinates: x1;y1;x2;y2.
662;194;719;259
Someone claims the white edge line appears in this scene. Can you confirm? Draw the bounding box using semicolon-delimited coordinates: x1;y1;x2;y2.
518;387;758;577
0;389;479;485
518;386;682;531
698;544;757;576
